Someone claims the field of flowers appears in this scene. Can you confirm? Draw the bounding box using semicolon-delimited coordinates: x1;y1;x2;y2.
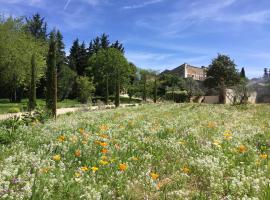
0;104;270;199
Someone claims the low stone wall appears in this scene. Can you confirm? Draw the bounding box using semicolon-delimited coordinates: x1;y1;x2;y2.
203;96;220;104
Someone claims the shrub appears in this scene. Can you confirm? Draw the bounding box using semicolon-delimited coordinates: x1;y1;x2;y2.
165;91;188;103
76;76;95;104
7;107;20;113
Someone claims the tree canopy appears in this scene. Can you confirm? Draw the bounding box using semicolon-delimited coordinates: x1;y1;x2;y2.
0;16;46;102
205;54;240;88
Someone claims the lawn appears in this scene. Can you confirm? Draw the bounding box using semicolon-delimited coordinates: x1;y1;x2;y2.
0;97;142;114
0;99;82;114
0;104;269;199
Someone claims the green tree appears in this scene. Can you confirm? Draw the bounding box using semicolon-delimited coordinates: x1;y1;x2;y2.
28;54;37;110
139;69;149;101
24;13;48;100
184;78;204;102
25;13;47;41
88;48;131;107
240;67;246;79
46;32;57;118
55;30;76;100
76;76;95;104
205;54;240;88
111;40;124;53
88;34;125;56
58;65;76;101
0;17;46;102
56;30;67;71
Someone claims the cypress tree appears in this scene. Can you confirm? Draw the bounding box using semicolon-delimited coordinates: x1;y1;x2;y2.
46;32;57;118
56;30;67;71
154;75;157;103
264;68;268;78
115;69;120;107
105;73;109;105
29;54;37;111
240;67;246;78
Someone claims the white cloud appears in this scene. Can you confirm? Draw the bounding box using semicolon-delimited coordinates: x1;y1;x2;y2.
220;10;270;24
64;0;107;10
125;50;209;70
123;0;163;10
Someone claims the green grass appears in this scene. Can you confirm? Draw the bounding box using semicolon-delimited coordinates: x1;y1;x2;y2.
0;97;141;114
0;104;269;199
0;99;81;114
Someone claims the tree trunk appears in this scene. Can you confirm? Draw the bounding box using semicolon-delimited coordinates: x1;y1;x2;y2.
29;54;37;111
143;75;147;101
219;79;226;104
115;69;120;107
105;74;109;105
53;64;57;119
172;86;175;102
154;76;157;103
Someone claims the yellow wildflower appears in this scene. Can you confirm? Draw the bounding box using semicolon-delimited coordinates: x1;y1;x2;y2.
260;154;268;159
207;121;216;128
99;160;109;165
80;166;88;172
69;136;78;143
223;130;233;140
119;163;128;171
100;134;109;139
52;154;61;161
40;167;50;174
79;128;84;134
82;140;88;145
91;167;99;172
256;160;261;165
101;155;108;160
99;124;109;131
181;166;190;174
238;145;248;153
75;150;81;157
75;172;81;178
58;135;65;142
150;173;159;180
213;140;221;147
132;157;139;161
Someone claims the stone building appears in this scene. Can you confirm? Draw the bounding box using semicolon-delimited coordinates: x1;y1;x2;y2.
162;63;207;81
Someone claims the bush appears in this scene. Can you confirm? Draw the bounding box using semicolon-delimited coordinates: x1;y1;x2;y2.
0;116;23;145
7;107;20;113
165;91;188;103
76;76;95;104
21;107;50;125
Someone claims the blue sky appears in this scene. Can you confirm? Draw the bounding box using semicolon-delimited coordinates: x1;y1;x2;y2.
1;0;270;78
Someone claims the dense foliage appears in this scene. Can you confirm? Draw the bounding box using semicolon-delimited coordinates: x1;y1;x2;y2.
205;54;240;89
0;17;46;102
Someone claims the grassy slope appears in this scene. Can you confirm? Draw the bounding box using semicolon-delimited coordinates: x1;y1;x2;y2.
0;104;269;199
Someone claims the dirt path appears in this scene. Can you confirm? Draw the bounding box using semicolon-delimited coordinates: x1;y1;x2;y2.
0;104;140;121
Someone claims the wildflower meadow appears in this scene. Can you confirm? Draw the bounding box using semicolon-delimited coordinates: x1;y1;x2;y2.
0;104;270;199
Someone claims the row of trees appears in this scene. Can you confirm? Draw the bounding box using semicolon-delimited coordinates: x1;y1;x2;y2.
0;14;155;117
0;13;251;116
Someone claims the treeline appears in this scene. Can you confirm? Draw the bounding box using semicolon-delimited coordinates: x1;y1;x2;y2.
0;13;249;112
0;14;162;112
